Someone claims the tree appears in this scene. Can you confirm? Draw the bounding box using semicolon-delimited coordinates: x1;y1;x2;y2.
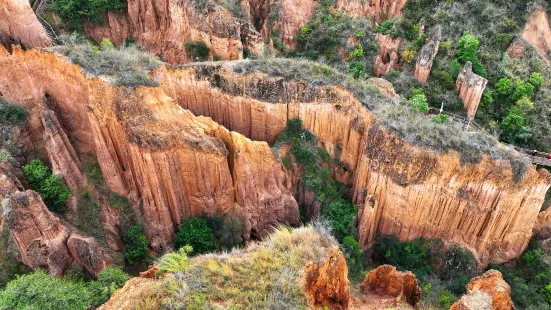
495;78;514;96
342;236;362;273
457;34;480;64
38;175;72;213
123;226;149;264
23;160;71;213
408;93;429;113
501;111;532;144
23;159;51;189
52;0;125;30
529;72;544;89
327;201;357;243
175;217;215;254
0;271;92;310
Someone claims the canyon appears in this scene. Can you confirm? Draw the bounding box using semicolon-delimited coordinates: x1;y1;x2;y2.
0;46;548;271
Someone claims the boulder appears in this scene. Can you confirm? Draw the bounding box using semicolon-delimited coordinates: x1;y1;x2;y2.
451;270;514;310
360;265;421;308
67;234;106;278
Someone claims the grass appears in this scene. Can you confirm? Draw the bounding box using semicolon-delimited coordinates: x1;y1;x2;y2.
160;222;337;309
234;59;531;180
48;35;161;88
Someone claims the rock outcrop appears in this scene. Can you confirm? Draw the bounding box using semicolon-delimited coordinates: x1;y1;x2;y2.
374;34;400;77
98;277;161;310
519;6;551;64
2;190;73;276
0;0;51;48
0;46;298;252
153;61;551;266
248;0;317;49
451;270;514;310
67;234;106;277
303;248;350;310
336;0;407;21
84;0;264;64
360;265;421;308
456;62;488;121
413;29;440;84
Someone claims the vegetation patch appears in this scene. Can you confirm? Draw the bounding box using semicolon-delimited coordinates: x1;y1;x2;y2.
123;225;149;265
0;268;129;310
0;98;29;125
22;159;71;213
160;223;336;309
49;35;161;88
52;0;126;31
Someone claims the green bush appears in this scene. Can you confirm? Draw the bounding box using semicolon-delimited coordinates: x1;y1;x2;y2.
0;100;29;125
327;202;357;243
439;290;453;309
441;246;475;280
123;225;149;264
88;268;130;307
349;62;366;79
157;246;193;274
407;91;429;114
529;72;544;89
175;217;215;254
342;236;362;274
372;236;432;277
431;114;449;124
52;0;125;30
185;41;210;61
38;175;72;213
23;160;71;213
0;271;92;310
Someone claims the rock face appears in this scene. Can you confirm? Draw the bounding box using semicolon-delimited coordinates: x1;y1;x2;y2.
336;0;407;21
304;248;350;310
154;61;551;267
2;190;73;276
67;234;106;277
456;62;488;121
0;46;298;251
248;0;317;49
0;0;51;48
451;270;514;310
84;0;264;64
98;277;161;310
360;265;421;308
374;34;400;77
519;6;551;64
413;29;440;84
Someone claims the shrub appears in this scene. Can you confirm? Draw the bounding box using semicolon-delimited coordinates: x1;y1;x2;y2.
441;246;475;280
156;246;193;274
88;268;130;307
175;217;215;254
439;290;453;309
0;100;29;125
38;175;72;213
349;62;366;79
185;41;210;61
123;225;149;264
23;159;51;190
0;271;92;310
447;274;470;295
529;72;544;89
407;93;429;113
372;236;432;277
342;236;362;274
402;50;416;63
449;59;461;79
23;160;71;213
431;114;449;124
52;0;125;30
326;201;357;242
457;34;479;64
348;45;364;60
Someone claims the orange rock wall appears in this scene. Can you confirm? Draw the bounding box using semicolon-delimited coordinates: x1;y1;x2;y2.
84;0;264;64
0;47;298;251
336;0;407;21
0;0;51;48
520;6;551;65
154;63;551;266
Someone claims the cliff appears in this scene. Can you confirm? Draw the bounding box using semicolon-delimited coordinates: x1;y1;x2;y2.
84;0;265;64
0;0;51;48
0;46;298;251
519;6;551;65
336;0;407;21
456;62;488;121
359;265;421;308
153;60;550;266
